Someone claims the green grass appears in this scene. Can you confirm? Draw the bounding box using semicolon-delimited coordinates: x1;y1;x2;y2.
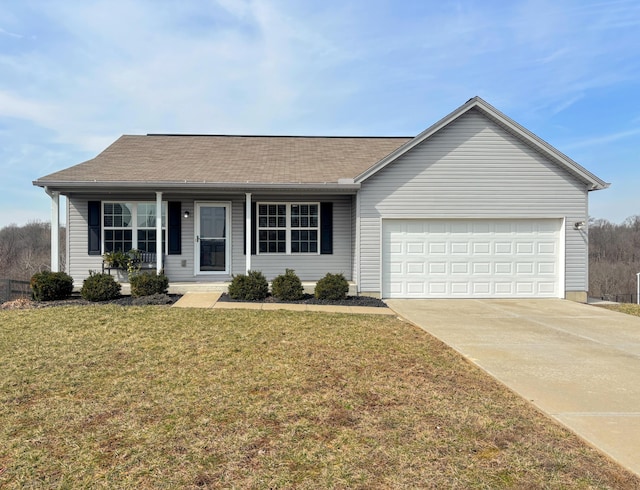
1;306;638;489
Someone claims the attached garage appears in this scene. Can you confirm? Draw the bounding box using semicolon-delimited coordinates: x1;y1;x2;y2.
382;219;563;298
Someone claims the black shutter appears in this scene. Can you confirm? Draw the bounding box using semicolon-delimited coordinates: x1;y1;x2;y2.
168;201;182;255
87;201;101;255
320;202;333;254
243;202;257;255
252;202;257;255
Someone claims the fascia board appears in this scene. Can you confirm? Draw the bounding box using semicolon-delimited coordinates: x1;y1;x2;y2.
32;180;361;193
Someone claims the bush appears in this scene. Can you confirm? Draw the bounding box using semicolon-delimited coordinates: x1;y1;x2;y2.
228;270;269;301
30;271;74;301
80;272;121;302
271;269;304;301
314;272;349;301
130;272;169;297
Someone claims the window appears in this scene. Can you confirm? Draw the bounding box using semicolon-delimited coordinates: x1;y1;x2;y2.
103;202;167;253
258;203;319;254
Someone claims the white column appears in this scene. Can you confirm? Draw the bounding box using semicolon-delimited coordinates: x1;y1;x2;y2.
246;192;252;274
45;187;60;272
156;191;163;274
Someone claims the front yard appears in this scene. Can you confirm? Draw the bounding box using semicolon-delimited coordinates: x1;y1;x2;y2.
1;306;638;488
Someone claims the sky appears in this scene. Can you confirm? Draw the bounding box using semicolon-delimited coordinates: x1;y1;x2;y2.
0;0;639;229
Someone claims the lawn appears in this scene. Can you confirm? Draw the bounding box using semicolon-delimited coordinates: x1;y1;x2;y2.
1;306;638;489
597;302;640;317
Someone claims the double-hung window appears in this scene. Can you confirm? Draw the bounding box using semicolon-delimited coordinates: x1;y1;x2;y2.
103;202;167;253
258;203;319;254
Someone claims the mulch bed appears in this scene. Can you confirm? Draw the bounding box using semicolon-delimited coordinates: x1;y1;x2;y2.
218;293;387;308
0;294;182;310
2;293;388;310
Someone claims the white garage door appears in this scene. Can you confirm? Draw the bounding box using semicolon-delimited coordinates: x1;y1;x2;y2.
382;219;562;298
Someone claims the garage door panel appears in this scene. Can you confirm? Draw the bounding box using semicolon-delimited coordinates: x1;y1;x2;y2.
407;262;425;274
495;282;513;294
451;242;469;254
382;219;561;298
538;242;556;254
473;242;491;254
429;242;446;254
451;262;469;274
473;282;491;294
495;262;513;274
538;262;556;274
451;283;469;294
429;262;446;274
473;262;491;274
516;242;534;254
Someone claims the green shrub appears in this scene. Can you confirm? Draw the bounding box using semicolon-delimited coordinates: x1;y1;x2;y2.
271;269;304;301
80;272;121;302
228;270;269;301
314;272;349;301
30;271;74;301
130;272;169;297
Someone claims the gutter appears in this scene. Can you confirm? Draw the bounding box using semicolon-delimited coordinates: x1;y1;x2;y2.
33;180;361;192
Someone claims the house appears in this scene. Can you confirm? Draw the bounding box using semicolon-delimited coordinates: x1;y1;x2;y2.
34;97;608;301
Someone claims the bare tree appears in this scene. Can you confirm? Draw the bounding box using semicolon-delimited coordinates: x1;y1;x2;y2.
0;221;67;281
589;215;640;301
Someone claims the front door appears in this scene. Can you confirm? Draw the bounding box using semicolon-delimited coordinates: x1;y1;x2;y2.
195;202;230;274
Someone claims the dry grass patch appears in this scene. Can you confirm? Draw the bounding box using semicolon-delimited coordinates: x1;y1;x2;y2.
597;303;640;317
1;306;638;489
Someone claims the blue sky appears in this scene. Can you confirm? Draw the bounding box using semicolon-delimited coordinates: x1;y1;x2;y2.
0;0;639;228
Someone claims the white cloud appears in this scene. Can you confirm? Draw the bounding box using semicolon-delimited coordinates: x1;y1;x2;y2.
564;127;640;150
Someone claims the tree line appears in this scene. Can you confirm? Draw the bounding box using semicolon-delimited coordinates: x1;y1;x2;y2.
589;216;640;301
0;218;638;300
0;221;65;282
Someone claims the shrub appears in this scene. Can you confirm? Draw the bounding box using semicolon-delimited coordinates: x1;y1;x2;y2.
80;272;121;302
30;271;74;301
130;272;169;297
271;269;304;301
314;272;349;301
228;270;269;301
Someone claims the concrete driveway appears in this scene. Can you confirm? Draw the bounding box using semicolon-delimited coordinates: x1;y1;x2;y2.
386;299;640;477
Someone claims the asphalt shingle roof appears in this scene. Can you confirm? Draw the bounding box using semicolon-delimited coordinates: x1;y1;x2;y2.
36;135;412;185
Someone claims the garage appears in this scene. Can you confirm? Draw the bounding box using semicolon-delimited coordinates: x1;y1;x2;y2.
382;219;563;298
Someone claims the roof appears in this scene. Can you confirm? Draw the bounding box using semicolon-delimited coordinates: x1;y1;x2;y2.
34;97;609;192
34;135;412;189
355;97;609;191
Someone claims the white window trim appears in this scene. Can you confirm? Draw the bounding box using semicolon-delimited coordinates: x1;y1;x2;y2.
257;202;320;255
102;201;168;254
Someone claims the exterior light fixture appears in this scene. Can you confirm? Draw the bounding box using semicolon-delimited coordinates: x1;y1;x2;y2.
183;210;190;219
574;221;585;230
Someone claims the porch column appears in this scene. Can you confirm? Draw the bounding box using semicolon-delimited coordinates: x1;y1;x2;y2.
156;191;163;274
45;187;60;272
245;192;252;274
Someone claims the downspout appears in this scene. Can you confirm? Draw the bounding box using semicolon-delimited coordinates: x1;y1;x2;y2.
44;186;60;273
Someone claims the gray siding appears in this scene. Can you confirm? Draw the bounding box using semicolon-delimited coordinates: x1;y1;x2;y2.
67;193;353;285
240;194;352;281
68;198;104;283
358;109;589;295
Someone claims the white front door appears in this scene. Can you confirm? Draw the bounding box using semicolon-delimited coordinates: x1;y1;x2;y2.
195;202;230;274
